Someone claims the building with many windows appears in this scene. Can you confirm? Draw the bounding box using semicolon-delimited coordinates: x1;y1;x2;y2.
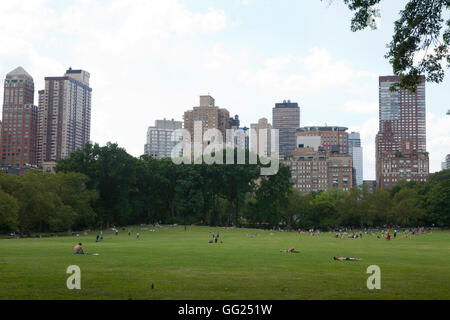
183;95;230;158
296;126;349;154
376;140;429;189
282;146;353;194
376;76;429;189
272;100;300;157
349;132;363;186
144;118;183;158
250;118;273;157
1;67;38;168
37;68;92;169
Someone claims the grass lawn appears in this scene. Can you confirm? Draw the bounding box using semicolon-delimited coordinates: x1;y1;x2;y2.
0;226;449;300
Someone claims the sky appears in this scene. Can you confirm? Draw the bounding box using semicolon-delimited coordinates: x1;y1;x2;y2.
0;0;449;180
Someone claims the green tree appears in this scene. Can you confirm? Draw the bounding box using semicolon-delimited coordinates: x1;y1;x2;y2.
218;148;261;226
310;191;340;229
425;179;450;227
364;188;392;226
174;164;204;225
334;0;450;91
0;189;19;232
338;186;367;227
389;187;425;226
52;172;98;230
253;164;293;228
281;189;314;229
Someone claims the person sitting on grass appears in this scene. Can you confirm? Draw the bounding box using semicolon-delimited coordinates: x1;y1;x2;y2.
73;243;84;255
333;256;362;261
280;247;299;253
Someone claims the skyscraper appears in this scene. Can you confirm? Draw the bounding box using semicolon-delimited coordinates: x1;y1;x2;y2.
376;76;429;189
37;68;92;168
349;132;363;186
1;67;38;168
250;118;273;157
272;100;300;157
144;118;183;159
183;95;230;157
377;76;426;154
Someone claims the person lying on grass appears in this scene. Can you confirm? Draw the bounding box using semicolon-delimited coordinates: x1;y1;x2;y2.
280;248;299;253
333;256;362;261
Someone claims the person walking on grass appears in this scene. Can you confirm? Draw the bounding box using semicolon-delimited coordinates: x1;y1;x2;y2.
137;232;140;240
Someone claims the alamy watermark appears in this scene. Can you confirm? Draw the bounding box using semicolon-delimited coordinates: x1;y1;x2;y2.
170;122;280;175
66;265;81;290
366;265;381;290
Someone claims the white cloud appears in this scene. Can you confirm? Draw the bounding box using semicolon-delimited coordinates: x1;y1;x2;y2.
341;100;378;114
238;47;377;95
427;112;450;173
0;0;228;157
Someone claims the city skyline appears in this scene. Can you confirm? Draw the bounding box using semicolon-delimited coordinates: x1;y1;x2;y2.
0;1;449;180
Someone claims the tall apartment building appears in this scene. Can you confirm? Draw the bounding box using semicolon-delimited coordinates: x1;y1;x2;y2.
37;68;92;168
349;132;363;186
296;126;349;154
376;140;429;189
272;100;300;157
282;146;353;194
144;118;183;158
184;95;230;156
1;67;39;168
250;118;273;157
376;76;429;189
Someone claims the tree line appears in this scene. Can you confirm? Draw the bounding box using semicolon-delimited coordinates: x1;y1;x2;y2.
0;142;448;233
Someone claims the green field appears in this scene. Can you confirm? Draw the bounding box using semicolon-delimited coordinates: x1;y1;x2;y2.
0;226;449;300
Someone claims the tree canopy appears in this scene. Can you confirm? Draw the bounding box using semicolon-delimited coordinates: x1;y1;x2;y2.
333;0;450;91
1;142;448;234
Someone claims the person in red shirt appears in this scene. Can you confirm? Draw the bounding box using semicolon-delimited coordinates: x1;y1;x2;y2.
387;233;391;241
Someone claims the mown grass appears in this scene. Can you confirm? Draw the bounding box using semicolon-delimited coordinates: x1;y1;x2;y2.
0;226;449;300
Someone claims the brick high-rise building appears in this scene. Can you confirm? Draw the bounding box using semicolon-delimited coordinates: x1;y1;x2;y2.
37;68;92;168
376;76;429;189
282;146;353;194
376;140;429;189
296;126;349;154
1;67;38;168
272;100;300;157
183;95;230;157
